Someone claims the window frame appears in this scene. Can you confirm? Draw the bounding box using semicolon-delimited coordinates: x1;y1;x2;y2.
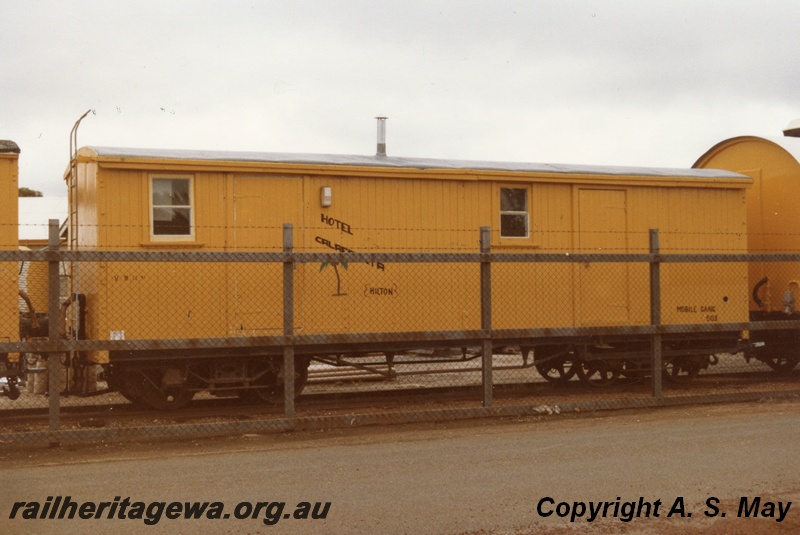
149;174;195;242
493;184;540;248
499;185;530;239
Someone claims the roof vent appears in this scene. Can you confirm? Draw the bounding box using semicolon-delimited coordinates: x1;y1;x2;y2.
376;116;387;156
783;118;800;137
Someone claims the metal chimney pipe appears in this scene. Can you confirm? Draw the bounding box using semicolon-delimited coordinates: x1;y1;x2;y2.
784;118;800;137
376;116;387;156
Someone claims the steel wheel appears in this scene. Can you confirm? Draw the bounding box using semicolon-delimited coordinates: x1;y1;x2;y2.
663;356;702;384
533;345;578;383
108;365;147;406
125;367;194;411
242;357;310;404
118;386;148;407
576;358;622;387
535;357;578;383
763;354;800;374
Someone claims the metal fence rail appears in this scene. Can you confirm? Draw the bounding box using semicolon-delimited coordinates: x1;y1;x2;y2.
2;221;799;446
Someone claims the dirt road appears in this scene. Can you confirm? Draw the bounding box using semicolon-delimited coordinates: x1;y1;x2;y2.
2;398;799;534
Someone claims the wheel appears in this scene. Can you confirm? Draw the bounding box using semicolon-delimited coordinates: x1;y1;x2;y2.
238;359;279;403
123;367;194;411
663;356;703;384
576;358;622;387
118;386;148;407
753;329;800;374
1;377;20;400
241;357;310;404
107;365;145;406
533;346;578;383
762;354;800;374
535;359;578;382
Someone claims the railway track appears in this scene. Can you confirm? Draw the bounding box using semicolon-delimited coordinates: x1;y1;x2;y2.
3;368;798;434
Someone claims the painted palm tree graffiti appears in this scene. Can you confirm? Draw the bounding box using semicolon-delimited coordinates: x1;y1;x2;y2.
320;260;348;296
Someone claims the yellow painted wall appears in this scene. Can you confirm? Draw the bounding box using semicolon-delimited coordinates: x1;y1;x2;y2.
73;151;750;347
0;143;20;350
695;136;800;313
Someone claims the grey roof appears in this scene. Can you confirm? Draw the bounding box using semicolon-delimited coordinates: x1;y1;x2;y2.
85;145;748;180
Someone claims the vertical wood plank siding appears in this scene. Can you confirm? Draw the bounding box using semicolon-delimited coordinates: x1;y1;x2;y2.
71;152;750;348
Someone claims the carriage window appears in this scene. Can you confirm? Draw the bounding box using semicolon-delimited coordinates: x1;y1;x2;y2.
500;187;529;238
151;176;193;238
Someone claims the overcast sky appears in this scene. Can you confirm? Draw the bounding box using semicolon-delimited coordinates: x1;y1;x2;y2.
2;0;799;196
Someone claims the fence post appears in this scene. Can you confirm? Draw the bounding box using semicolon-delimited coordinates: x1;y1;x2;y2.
47;219;61;446
480;226;493;407
282;224;295;427
649;228;662;399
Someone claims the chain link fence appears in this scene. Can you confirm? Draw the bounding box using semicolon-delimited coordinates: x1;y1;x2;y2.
2;222;799;446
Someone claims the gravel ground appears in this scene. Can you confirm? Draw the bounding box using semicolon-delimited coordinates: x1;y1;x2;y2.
1;397;799;534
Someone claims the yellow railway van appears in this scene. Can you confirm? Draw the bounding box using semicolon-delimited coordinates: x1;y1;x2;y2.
61;145;752;408
695;135;800;372
0;141;20;397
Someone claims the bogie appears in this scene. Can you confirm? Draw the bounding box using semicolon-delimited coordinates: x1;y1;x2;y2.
107;356;311;410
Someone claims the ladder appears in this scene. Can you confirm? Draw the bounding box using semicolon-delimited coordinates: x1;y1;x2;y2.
65;109;92;394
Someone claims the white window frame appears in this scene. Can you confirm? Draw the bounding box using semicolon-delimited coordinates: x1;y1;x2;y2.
499;186;530;239
149;175;195;241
